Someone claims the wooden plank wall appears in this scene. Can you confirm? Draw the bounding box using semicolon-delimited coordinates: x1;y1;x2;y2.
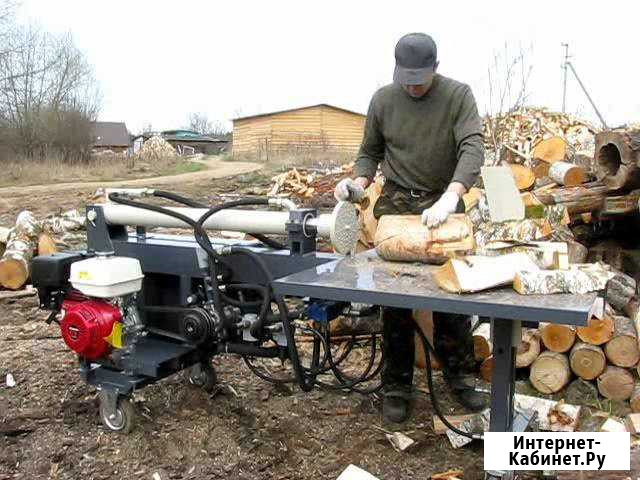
232;105;365;160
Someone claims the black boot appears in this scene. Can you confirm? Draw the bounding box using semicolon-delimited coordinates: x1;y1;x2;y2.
382;387;413;423
444;374;489;412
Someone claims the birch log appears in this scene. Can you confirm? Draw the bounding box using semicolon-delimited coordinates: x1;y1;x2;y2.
514;266;615;295
473;322;492;361
540;323;576;353
0;211;41;290
569;342;606;380
606;273;636;313
597;365;635;401
548;161;587;187
516;328;541;368
529;351;571;394
604;316;640;367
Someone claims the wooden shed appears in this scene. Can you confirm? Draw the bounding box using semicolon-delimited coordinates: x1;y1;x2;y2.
232;104;365;161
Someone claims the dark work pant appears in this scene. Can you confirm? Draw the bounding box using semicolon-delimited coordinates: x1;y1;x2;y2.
381;307;476;389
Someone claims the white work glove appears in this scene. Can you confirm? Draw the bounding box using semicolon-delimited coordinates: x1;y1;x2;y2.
334;178;365;203
421;191;460;227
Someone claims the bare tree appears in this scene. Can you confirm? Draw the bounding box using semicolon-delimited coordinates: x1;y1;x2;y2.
484;43;533;164
186;112;213;135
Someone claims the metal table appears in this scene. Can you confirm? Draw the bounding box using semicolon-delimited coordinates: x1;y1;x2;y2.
273;249;599;432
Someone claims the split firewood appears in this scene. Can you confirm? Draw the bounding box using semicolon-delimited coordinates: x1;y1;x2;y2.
431;470;464;480
567;240;588;264
623;299;640;352
479;355;494;383
472;323;492;361
604;316;640;367
595;129;640;190
432;414;477;435
548;161;587;187
605;273;636;313
535;183;607;215
433;252;539;294
564;378;600;408
539;323;576;353
529;351;571;394
356;178;383;249
515;328;540;368
533;136;568;164
514;264;615;295
630;383;640;413
0;211;42;290
597;365;635;401
474;218;553;248
508;164;536;191
531;160;550;179
569;342;606;380
625;413;640;434
41;209;86;235
514;394;580;432
37;233;58;257
600;418;628;433
462;187;484;211
576;311;615;345
374;214;474;264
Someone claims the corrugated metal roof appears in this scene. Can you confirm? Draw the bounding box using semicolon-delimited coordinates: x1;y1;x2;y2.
232;103;365;122
92;122;130;147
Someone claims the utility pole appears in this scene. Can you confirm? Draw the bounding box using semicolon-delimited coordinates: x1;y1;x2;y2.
561;43;608;129
561;43;569;113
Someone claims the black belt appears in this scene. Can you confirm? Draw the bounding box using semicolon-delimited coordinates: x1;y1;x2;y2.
385;180;437;198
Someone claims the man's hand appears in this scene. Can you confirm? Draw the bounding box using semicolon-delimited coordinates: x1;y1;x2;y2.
334;177;369;202
421;191;460;227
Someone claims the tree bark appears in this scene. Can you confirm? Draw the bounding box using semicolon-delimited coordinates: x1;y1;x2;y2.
0;211;41;290
514;265;615;295
548;161;587;187
597;365;635;401
569;342;606;380
595;129;640;190
529;351;571;394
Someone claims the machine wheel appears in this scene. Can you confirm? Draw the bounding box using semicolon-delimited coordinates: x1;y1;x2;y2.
99;397;135;433
187;362;217;392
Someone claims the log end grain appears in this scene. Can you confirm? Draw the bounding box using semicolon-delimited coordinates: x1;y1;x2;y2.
576;315;614;346
0;258;29;290
569;342;606;380
540;323;576;353
529;351;571;394
597;365;634;401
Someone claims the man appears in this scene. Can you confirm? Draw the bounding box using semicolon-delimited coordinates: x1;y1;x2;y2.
334;33;486;422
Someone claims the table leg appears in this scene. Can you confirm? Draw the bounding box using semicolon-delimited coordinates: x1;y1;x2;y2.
489;318;521;432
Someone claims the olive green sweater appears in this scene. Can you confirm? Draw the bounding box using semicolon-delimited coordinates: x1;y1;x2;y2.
355;75;484;192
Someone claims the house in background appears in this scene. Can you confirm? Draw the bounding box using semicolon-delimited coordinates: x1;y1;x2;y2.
91;122;130;154
232;104;366;161
132;130;229;155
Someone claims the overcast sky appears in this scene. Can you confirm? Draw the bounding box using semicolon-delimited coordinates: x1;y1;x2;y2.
17;0;640;133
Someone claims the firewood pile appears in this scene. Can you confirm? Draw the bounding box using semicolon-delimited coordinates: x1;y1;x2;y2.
136;135;177;161
0;209;86;291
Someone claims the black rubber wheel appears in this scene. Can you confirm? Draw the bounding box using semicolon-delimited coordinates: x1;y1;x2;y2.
187;362;217;392
99;397;135;434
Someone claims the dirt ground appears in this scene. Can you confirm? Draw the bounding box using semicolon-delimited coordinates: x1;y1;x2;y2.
1;167;638;480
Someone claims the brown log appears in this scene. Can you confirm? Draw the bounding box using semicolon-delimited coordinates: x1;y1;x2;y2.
434;252;539;294
597;365;635;401
569;342;606;380
576;312;615;346
630;383;640;413
37;233;58;257
509;164;536;191
0;211;41;290
533;136;567;163
356;178;383;249
515;328;540;368
548;161;587;187
374;214;474;264
540;323;576;353
473;322;492;361
413;310;442;370
531;160;550;179
604;315;640;367
535;182;607;215
479;355;494;383
432;414;477;434
529;351;571;394
595;129;640;190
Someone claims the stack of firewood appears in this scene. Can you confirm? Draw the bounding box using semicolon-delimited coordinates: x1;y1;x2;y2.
0;209;85;290
136;135;177;161
266;163;354;200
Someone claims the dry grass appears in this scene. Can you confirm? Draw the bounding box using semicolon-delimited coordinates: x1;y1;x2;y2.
233;146;356;169
0;153;205;187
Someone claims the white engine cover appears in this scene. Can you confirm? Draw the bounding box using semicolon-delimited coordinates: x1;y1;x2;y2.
69;256;144;298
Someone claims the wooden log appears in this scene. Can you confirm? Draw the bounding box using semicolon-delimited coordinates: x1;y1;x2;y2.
514;265;615;295
548;161;587;187
597;365;635;401
434;252;539;294
37;233;58;257
0;211;42;290
515;328;540;368
535;183;607;215
508;164;536;191
605;273;636;313
514;394;580;432
540;323;576;353
356;177;383;249
567;240;588;264
479;355;494;383
595;129;640;190
474;218;553;247
569;342;606;380
529;351;571;394
564;378;600;408
531;160;550;179
413;309;442;370
604;315;640;367
576;312;615;346
374;214;474;264
602;190;640;216
630;383;640;413
473;322;492;361
533;136;567;164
